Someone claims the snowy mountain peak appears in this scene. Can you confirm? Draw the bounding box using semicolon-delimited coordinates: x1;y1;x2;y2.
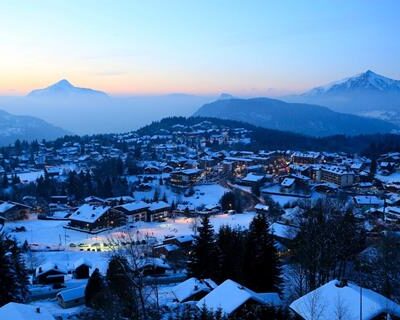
304;70;400;96
52;79;74;88
27;79;108;99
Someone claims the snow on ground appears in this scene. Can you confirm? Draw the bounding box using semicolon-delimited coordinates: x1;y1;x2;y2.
6;212;256;275
29;299;85;319
14;170;44;183
129;175;228;208
7;212;254;248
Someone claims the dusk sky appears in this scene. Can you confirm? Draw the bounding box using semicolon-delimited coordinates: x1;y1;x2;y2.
1;1;399;96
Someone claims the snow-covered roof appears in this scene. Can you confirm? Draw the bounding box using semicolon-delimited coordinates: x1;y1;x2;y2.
0;201;16;213
242;173;265;183
73;258;93;269
353;195;384;206
69;204;111;223
172;168;202;175
0;303;55;320
290;280;400;320
173;234;195;244
154;243;179;252
117;201;150;212
196;279;277;315
172;277;217;302
84;196;105;203
136;257;171;270
149;201;170;212
270;222;299;240
56;285;86;302
36;262;67;277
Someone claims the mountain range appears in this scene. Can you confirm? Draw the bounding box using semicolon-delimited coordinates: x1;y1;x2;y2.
0;109;69;145
284;70;400;125
193;97;398;136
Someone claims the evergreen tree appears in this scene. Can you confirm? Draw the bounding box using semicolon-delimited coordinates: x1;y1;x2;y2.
188;215;219;280
219;192;236;211
216;225;246;283
85;268;106;308
106;255;137;318
0;233;30;306
2;173;8;188
103;177;113;198
243;213;282;292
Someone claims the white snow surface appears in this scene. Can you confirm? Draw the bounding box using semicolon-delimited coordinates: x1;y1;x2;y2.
0;302;55;320
290;280;400;320
197;279;281;315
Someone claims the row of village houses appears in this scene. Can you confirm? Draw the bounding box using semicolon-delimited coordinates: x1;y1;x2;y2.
2;271;400;320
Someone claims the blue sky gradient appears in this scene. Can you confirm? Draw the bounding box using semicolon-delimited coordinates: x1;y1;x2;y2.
0;1;399;95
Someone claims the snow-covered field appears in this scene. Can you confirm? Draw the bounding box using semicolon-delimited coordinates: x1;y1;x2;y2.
133;179;228;209
6;212;256;274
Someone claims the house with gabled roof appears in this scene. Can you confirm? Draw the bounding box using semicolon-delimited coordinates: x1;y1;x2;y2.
290;279;400;320
197;279;281;316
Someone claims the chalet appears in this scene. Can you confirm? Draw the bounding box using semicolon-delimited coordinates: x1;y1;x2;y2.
163;234;194;249
147;201;170;222
240;173;266;186
35;262;67;285
72;259;92;279
0;303;55;320
152;243;180;259
0;201;30;220
84;196;106;205
197;279;281;317
114;201;150;223
172;277;217;303
56;285;86;308
69;204;125;232
136;257;171;276
290;279;400;320
169;169;202;188
270;222;299;247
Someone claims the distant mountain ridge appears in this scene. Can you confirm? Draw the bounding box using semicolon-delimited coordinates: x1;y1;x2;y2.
193;97;399;137
0;109;69;145
284;70;400;125
27;79;108;99
303;70;400;96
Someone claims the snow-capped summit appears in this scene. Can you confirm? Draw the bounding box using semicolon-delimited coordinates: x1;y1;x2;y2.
27;79;108;99
284;70;400;124
304;70;400;96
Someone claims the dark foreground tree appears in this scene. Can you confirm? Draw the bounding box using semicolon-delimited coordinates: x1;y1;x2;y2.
0;233;30;307
85;268;106;308
188;215;219;280
243;213;282;292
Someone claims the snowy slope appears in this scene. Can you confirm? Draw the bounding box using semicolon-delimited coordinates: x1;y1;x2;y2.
303;70;400;96
285;70;400;124
0;109;69;145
